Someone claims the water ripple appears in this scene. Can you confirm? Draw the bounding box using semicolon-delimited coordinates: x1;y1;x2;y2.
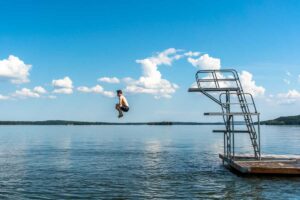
0;125;299;199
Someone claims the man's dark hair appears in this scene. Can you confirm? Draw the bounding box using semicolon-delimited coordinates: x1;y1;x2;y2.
116;90;123;94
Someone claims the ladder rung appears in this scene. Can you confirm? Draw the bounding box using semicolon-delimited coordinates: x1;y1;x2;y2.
188;88;240;92
197;78;237;82
204;112;260;116
213;130;250;133
222;103;254;105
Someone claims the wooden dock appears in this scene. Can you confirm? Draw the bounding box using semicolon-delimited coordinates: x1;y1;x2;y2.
220;154;300;175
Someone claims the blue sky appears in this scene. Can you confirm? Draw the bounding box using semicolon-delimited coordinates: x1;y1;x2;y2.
0;0;300;121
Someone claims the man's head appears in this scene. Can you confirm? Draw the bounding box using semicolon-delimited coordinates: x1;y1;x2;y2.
116;89;123;97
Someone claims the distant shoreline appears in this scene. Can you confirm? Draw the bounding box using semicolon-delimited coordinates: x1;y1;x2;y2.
0;120;225;126
260;115;300;125
1;114;300;125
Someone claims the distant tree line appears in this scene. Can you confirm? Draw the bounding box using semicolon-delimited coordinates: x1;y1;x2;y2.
0;120;224;126
261;115;300;125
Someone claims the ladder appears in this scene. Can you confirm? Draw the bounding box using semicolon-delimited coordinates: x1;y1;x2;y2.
188;69;261;160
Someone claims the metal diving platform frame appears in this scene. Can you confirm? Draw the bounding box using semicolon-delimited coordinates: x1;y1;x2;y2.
189;69;261;162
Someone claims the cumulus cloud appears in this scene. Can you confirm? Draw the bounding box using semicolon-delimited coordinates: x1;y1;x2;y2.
52;76;73;88
0;55;31;84
123;77;135;84
187;54;221;70
98;77;120;84
239;71;265;96
2;48;265;102
0;94;10;100
14;88;40;98
278;89;300;99
52;76;73;94
77;85;115;98
77;85;103;93
190;82;198;88
33;86;47;94
123;49;264;99
11;86;51;99
124;48;180;99
102;91;115;98
276;89;300;105
184;51;201;57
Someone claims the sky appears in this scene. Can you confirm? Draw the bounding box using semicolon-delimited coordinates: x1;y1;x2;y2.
0;0;300;122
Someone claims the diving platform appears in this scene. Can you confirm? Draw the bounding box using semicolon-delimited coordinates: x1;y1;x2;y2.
219;154;300;175
189;69;300;175
213;130;250;133
204;112;260;116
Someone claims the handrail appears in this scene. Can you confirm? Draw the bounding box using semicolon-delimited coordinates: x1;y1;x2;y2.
195;69;239;89
195;69;239;74
197;78;237;82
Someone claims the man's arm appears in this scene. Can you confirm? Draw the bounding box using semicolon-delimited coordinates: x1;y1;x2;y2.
118;96;122;106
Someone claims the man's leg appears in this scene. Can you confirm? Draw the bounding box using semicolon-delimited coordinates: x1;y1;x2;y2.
115;104;123;118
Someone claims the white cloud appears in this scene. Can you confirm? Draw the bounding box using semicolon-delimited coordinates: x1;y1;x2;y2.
123;77;135;84
190;82;198;88
0;94;10;100
53;88;73;94
52;76;73;94
14;88;40;98
276;89;300;104
102;91;115;98
33;86;47;94
77;85;103;93
184;51;201;57
187;54;221;70
239;71;265;97
124;48;180;99
286;71;292;77
77;85;115;98
124;50;264;99
0;55;31;84
12;87;49;99
278;89;300;98
98;77;120;84
52;76;73;88
77;86;93;93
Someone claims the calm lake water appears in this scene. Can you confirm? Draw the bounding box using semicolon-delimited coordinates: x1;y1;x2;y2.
0;125;299;199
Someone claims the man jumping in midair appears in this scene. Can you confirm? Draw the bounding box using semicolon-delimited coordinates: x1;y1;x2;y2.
115;90;129;118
